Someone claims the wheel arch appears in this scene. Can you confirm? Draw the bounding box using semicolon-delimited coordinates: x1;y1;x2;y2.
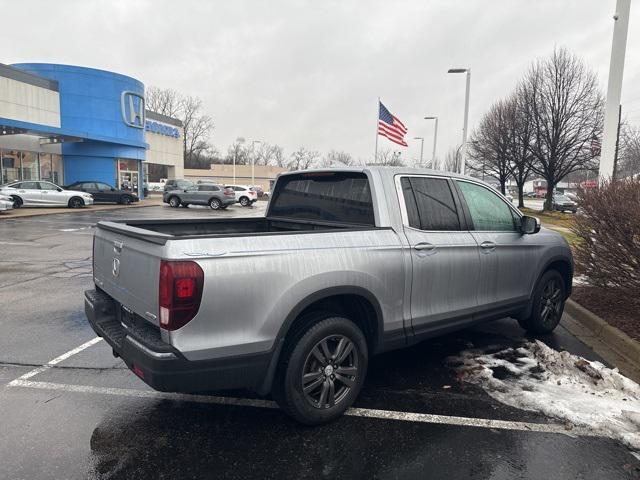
257;286;383;395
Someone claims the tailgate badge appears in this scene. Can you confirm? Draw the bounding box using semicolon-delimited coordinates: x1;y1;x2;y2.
112;257;120;277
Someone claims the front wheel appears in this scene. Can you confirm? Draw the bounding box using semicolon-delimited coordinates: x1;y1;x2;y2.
518;270;566;334
274;314;368;425
68;197;84;208
11;196;23;208
168;197;180;208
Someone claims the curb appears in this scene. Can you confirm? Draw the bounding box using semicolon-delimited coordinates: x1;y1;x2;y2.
564;298;640;368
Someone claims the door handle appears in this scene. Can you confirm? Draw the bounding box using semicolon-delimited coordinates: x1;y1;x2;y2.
414;242;436;252
480;241;496;252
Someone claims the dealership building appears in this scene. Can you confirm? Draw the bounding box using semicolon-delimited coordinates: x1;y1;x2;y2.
0;63;184;198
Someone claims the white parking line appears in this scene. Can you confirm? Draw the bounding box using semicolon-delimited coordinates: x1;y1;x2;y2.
9;337;103;382
5;337;602;440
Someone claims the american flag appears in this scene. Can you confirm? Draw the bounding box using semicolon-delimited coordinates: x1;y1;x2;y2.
590;136;601;157
378;102;408;147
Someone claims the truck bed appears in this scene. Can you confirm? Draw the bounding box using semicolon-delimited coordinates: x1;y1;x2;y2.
96;216;378;244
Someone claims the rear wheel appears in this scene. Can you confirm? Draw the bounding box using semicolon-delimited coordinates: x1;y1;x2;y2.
168;196;180;208
518;270;566;334
11;196;22;208
120;195;133;205
209;198;222;210
68;197;84;208
239;196;250;207
274;313;368;425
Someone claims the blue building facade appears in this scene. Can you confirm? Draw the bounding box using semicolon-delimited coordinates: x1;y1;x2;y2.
0;63;183;197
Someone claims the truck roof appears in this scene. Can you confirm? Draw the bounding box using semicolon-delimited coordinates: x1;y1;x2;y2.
278;166;479;183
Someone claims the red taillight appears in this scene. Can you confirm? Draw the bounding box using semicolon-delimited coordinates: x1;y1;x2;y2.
224;188;234;196
159;260;204;331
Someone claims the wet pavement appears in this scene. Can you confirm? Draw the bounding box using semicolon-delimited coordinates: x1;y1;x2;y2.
1;203;639;479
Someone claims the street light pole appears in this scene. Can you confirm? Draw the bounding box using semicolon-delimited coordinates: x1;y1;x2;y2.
448;68;471;175
251;140;261;186
413;137;424;166
600;0;631;181
424;116;438;169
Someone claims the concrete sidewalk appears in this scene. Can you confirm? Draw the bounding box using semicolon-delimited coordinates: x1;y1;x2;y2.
0;194;163;220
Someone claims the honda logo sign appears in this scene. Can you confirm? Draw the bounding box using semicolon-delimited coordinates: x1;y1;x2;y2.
121;91;145;129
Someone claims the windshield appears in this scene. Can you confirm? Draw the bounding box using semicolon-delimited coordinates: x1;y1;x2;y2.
555;195;570;202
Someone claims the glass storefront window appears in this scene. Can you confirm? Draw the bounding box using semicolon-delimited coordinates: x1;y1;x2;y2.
0;150;63;185
1;150;20;184
20;151;38;181
39;153;64;185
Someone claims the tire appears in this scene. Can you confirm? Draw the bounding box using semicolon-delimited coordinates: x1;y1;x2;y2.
68;197;84;209
209;198;222;210
239;196;250;207
518;270;566;334
273;313;368;425
11;196;22;208
120;195;133;205
168;196;181;208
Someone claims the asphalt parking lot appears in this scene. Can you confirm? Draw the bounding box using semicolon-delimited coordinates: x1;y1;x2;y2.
0;202;638;479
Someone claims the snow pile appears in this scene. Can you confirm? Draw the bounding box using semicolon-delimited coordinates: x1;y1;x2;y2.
449;340;640;450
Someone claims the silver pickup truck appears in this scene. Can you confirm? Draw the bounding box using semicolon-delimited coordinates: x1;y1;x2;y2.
85;167;573;424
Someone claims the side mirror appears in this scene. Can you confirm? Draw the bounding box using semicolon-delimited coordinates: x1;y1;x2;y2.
57;188;64;192
520;215;540;234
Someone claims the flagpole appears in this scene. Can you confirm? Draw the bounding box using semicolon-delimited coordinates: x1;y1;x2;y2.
374;97;380;164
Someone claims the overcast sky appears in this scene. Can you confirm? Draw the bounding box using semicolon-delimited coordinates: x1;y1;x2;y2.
5;0;639;163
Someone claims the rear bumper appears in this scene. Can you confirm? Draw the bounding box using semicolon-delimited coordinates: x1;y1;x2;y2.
84;289;271;393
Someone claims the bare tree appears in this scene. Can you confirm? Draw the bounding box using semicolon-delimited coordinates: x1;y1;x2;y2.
146;86;181;117
443;146;462;173
618;124;640;178
270;145;287;168
225;137;248;165
288;146;320;170
467;99;512;194
506;91;535;208
322;150;355;167
370;148;405;166
520;47;604;210
180;96;214;166
146;86;215;169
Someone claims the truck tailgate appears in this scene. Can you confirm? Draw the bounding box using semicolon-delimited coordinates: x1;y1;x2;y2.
93;225;162;325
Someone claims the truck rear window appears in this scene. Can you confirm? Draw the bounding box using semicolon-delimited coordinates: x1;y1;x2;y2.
268;172;375;226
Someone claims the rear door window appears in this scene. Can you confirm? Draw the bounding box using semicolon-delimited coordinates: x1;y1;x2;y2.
400;177;460;231
269;172;375;225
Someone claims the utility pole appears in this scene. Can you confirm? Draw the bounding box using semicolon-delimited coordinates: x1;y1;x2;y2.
600;0;631;181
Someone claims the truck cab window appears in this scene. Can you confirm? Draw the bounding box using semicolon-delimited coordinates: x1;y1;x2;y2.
400;177;460;231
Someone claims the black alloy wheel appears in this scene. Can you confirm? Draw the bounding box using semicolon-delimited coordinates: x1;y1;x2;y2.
517;270;566;334
68;197;84;208
301;335;358;409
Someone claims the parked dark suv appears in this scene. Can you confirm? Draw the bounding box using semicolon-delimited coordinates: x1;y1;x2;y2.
65;181;139;205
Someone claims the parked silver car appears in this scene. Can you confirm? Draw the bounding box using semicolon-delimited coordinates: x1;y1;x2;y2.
86;167;572;424
163;183;236;210
0;180;94;208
